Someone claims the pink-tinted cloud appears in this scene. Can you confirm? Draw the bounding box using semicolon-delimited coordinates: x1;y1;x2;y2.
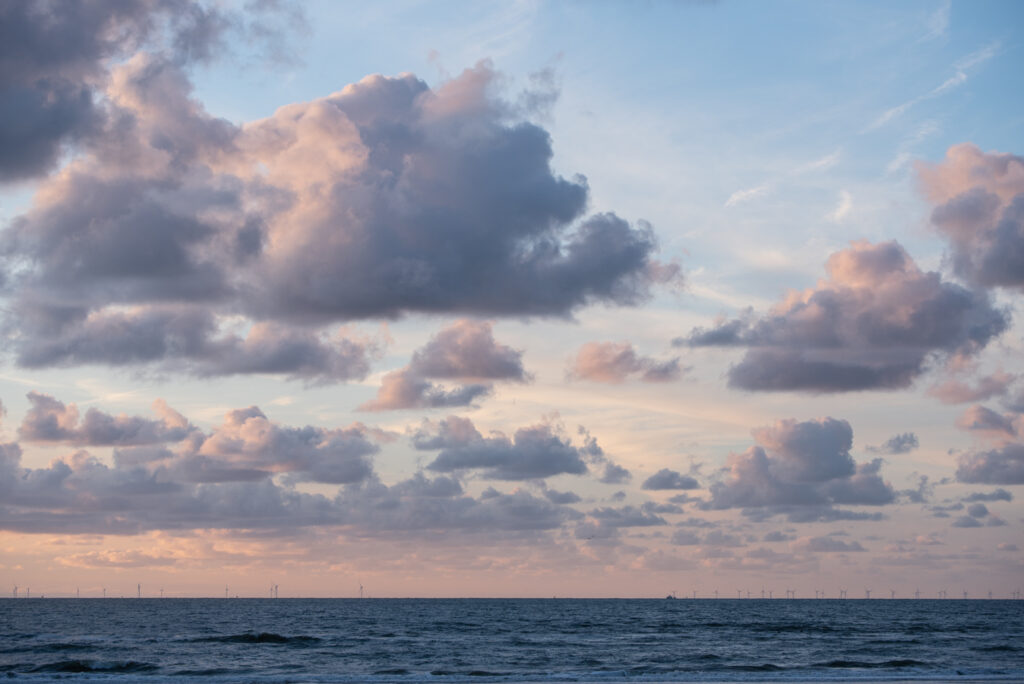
917;143;1024;290
361;320;525;411
929;370;1016;404
568;341;683;383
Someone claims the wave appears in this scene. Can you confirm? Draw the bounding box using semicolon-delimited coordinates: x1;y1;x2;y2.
973;644;1019;652
29;659;158;673
189;632;321;645
817;659;929;669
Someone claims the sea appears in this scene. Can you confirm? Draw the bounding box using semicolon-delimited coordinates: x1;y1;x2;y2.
1;598;1021;683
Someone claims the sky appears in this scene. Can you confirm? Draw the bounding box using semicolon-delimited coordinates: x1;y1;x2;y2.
1;0;1023;599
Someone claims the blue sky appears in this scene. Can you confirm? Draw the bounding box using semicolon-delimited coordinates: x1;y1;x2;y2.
0;0;1022;597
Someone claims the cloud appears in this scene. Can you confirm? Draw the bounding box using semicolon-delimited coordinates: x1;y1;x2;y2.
967;502;989;518
0;0;305;184
413;416;591;480
700;417;896;521
2;58;675;378
58;549;178;569
963;489;1013;503
682;240;1007;392
929;370;1016;404
641;468;700;490
360;372;492;412
956;444;1024;484
568;342;683;383
868;45;998;131
588;505;667;528
956;405;1018;437
189;406;380;484
826;190;853;222
18;392;195;446
917;143;1024;290
599;462;632;485
953;401;1024;485
792;536;866;553
724;184;769;208
867;432;919;455
0;397;590;538
951;515;983;528
360;320;525;411
542;488;581;504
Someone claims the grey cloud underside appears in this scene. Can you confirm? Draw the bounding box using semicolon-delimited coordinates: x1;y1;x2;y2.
642;468;700;490
682;241;1007;392
867;432;919;455
19;392;195;446
956;444;1024;484
0;450;577;536
8;306;376;383
0;398;584;536
409;415;631;482
963;488;1013;502
700;418;896;522
415;417;589;480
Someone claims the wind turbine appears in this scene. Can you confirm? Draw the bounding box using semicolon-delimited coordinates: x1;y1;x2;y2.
890;589;895;599
865;588;871;600
11;586;16;598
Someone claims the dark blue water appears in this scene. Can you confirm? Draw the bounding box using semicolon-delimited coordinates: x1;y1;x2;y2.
1;599;1021;682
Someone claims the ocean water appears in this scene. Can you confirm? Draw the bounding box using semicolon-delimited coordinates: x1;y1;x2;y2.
1;598;1021;682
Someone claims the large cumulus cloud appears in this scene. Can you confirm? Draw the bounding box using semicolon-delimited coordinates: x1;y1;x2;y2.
1;50;675;379
680;240;1007;392
700;417;896;522
917;143;1024;290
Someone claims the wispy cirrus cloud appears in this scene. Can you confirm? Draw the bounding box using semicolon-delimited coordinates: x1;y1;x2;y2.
867;42;1000;131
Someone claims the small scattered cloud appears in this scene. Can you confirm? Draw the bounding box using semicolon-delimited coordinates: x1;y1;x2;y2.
826;190;853;223
360;320;527;411
641;468;700;491
568;342;683;384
